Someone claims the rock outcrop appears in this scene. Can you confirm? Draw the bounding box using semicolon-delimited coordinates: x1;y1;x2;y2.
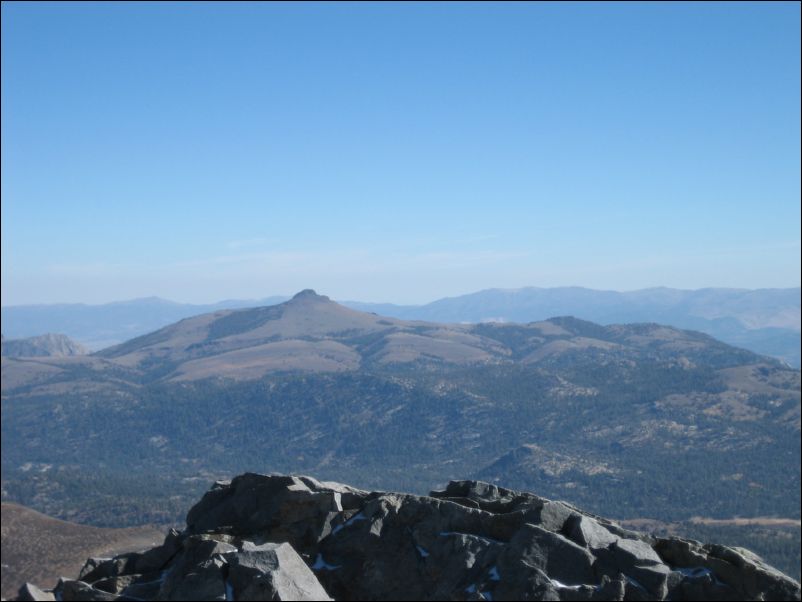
17;474;801;601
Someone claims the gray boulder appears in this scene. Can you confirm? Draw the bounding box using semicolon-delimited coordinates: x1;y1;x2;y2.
594;538;672;598
500;523;596;587
134;528;182;574
91;571;161;595
564;513;619;550
555;574;627;601
15;584;55;602
53;579;120;601
430;480;538;513
185;473;367;556
655;537;802;601
78;555;139;585
157;536;237;601
224;542;333;601
493;564;560;601
610;538;663;566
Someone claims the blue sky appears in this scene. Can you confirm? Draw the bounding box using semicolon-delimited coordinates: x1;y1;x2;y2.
2;2;800;305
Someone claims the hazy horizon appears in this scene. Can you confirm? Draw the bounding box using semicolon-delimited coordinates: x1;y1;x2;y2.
2;283;800;310
2;3;800;306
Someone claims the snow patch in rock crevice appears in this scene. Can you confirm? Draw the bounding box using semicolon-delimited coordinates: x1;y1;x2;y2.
331;511;368;535
551;579;583;590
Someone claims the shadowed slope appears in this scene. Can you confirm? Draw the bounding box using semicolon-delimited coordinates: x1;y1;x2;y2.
0;503;163;599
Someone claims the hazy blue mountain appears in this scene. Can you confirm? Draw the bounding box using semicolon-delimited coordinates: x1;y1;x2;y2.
344;287;801;367
2;287;798;365
0;296;289;351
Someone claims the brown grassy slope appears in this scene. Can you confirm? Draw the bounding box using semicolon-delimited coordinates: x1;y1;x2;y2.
0;502;164;599
8;291;794;387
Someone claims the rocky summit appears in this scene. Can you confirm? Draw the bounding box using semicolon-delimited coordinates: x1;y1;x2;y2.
15;474;801;602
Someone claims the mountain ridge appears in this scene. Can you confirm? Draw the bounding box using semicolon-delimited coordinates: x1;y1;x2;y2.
2;286;798;366
5;289;773;385
1;333;88;358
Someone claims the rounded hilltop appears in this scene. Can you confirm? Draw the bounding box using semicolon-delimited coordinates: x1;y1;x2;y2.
291;289;331;302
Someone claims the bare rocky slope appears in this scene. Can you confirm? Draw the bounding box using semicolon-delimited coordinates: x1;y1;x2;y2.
0;503;163;600
0;334;88;358
13;473;801;601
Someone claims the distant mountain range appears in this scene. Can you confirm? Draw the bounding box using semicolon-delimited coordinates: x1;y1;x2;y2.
2;286;799;366
2;289;788;385
1;333;88;358
0;296;288;351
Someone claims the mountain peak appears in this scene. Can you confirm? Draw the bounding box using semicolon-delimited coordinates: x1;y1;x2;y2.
290;289;330;302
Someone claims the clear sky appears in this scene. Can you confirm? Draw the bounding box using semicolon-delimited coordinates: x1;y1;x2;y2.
2;2;800;305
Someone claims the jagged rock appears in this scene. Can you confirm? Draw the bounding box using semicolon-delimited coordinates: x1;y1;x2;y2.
537;501;577;534
667;566;736;601
318;491;529;600
564;513;619;550
431;480;585;536
118;577;164;601
78;558;114;583
53;579;119;601
15;584;54;602
493;564;559;601
133;528;181;574
77;554;140;585
185;473;368;556
593;538;674;598
623;577;655;601
502;524;596;586
479;507;542;542
431;480;534;513
74;532;178;598
91;571;161;595
157;537;237;601
611;538;663;566
594;575;627;601
654;537;802;601
318;493;446;600
555;574;627;601
20;474;801;602
224;542;333;601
